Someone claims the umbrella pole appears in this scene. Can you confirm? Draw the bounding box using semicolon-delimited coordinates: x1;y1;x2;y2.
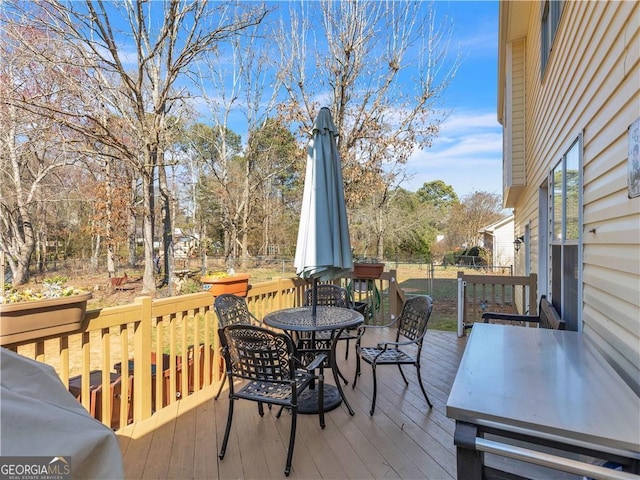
312;278;318;317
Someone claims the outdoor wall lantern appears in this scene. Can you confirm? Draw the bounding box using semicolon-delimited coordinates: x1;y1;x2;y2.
513;235;525;253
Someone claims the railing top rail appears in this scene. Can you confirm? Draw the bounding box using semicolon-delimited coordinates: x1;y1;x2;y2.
461;275;533;285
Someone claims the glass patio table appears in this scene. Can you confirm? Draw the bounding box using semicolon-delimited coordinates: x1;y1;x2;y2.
263;305;363;416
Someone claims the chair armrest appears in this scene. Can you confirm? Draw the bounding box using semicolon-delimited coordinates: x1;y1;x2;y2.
294;353;327;372
249;312;263;326
354;316;398;343
376;339;418;350
358;315;399;332
482;312;540;323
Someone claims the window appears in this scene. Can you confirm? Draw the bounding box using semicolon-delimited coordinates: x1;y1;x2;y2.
550;137;581;331
541;0;564;74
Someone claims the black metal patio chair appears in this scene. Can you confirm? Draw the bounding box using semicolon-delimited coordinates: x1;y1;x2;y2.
352;295;434;416
213;293;262;400
217;324;326;476
304;284;362;361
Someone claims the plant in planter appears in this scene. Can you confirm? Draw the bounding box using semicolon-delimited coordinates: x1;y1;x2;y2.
0;277;92;346
200;271;250;298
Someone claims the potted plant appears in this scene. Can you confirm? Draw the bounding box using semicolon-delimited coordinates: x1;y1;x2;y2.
352;260;385;279
0;278;92;346
200;271;251;298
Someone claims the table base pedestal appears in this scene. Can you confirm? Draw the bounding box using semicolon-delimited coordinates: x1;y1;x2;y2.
298;385;342;414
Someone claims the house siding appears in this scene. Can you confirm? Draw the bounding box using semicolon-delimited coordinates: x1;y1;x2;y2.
480;216;515;268
494;225;515;268
501;1;640;393
504;38;527;190
512;38;526;187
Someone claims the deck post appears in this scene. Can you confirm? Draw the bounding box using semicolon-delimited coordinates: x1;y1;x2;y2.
457;274;465;337
388;270;401;319
133;296;153;422
528;273;538;315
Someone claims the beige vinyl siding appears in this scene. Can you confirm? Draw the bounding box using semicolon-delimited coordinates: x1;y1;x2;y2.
580;0;639;394
503;39;527;206
503;45;513;194
510;39;526;187
506;1;640;392
583;267;640;392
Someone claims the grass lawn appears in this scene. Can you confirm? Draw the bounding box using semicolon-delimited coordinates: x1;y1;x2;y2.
395;266;460;332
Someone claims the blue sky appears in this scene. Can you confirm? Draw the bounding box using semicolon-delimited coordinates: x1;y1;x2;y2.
405;1;501;198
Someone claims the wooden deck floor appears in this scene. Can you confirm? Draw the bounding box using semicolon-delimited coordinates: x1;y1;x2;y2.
117;328;468;480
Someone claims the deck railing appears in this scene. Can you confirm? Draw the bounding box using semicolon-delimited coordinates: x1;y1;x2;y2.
456;271;538;336
5;271;400;431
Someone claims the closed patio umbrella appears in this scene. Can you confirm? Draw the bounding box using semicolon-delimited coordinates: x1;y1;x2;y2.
294;107;353;313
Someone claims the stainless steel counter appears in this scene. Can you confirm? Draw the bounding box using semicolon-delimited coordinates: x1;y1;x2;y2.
446;323;640;479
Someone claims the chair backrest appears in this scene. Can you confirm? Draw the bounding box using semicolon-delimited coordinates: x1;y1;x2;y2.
214;294;259;328
305;284;350;308
539;296;566;330
397;295;433;343
219;325;295;384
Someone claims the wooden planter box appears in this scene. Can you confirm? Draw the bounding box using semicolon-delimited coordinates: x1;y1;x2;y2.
352;263;385;279
0;292;92;346
201;274;250;298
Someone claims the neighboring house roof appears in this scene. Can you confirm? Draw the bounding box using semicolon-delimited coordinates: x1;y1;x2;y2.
478;215;514;235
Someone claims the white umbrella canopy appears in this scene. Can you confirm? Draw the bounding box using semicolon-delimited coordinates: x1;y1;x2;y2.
294;107;353;283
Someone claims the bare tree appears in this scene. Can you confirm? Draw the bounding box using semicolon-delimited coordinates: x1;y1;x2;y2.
275;0;460;216
0;21;91;285
446;191;506;249
191;41;246;268
190;20;299;269
5;1;268;292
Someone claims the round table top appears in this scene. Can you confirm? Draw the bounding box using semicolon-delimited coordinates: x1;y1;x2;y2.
263;306;363;332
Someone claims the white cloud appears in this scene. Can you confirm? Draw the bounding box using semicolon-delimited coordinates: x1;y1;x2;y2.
117;48;139;68
440;111;499;131
404;109;503;196
457;31;497;58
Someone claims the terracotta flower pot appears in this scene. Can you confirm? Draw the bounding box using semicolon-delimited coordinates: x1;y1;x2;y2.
201;274;250;298
0;292;92;346
352;263;385;279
